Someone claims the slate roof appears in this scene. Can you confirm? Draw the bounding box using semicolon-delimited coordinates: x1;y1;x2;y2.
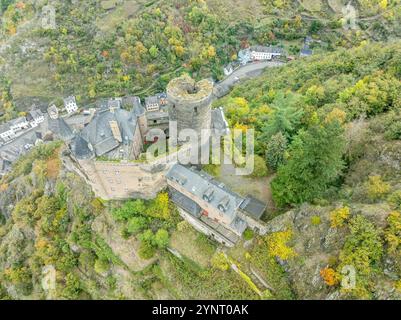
79;106;138;157
166;164;244;223
250;45;284;54
70;134;93;160
240;196;267;219
0;122;12;133
28;109;44;121
48;118;74;141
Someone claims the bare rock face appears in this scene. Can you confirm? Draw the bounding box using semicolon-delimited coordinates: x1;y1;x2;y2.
264;202;401;300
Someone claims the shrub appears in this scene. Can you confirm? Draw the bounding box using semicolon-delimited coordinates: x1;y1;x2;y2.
94;258;110;275
311;216;322;226
330;206;351;228
211;252;229;271
266;230;296;260
366;175;391;200
127;216;149;234
320;267;340;286
154;229;170;249
243;229;255;241
388;190;401;210
385;211;401;255
138;241;156;260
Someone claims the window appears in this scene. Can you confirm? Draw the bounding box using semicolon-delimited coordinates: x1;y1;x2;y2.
194;107;198;114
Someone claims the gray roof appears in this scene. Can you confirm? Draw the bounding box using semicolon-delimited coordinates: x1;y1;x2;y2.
145;96;159;105
0;122;12;133
169;188;202;218
28;109;44;121
64;96;76;105
240;196;267;219
300;46;313;56
166;164;244;223
48;118;74;141
250;45;284;54
70;134;93;160
10;117;28;126
80;107;138;157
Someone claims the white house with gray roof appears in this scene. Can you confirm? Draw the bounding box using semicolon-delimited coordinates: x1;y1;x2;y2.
64;96;78;114
166;164;267;246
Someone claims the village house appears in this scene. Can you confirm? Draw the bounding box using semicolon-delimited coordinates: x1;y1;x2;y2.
64;96;78;114
0;123;15;142
9;117;30;132
166;164;267;247
47;104;59;120
27;108;45;127
238;45;284;65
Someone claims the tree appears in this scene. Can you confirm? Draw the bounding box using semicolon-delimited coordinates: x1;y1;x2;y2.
251;155;268;177
320;267;340;286
138;241;156;260
112;200;146;221
149;45;159;58
154;229;169;249
260;92;304;141
127;216;149;234
272;121;345;207
265;132;288;171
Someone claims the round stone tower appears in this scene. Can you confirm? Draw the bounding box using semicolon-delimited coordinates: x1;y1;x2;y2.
167;74;213;140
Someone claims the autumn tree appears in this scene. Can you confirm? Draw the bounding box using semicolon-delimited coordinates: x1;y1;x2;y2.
272;120;345;207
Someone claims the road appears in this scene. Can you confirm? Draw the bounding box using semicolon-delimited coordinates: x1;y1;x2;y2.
213;61;284;99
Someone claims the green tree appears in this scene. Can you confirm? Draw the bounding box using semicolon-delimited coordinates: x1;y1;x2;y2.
265;132;288;171
127;216;149;234
154;229;169;249
260;92;304;141
272;120;345;207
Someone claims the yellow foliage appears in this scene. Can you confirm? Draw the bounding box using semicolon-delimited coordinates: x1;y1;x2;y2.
366;175;391;200
330;206;351;228
266;230;296;260
385;211;401;254
211;252;229;271
325;108;347;125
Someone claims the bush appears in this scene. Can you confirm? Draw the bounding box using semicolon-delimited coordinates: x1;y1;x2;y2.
243;229;254;241
211;252;229;271
330;206;351;228
154;229;169;249
94;258;110;275
251;155;269;178
311;216;322;226
127;216;149;234
388;190;401;210
138;241;156;260
366;175;391;200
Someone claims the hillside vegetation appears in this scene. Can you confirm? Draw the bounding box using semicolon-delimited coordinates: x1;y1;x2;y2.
1;0;401;121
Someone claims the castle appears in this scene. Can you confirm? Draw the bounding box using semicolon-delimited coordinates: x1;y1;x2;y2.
66;74;228;200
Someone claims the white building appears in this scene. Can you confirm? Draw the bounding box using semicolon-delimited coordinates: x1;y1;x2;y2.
9;117;30;132
27;109;45;127
0;123;15;142
249;46;283;61
64;96;78;114
48;104;59;120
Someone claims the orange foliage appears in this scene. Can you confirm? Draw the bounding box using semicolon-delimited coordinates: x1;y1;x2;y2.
320;267;340;286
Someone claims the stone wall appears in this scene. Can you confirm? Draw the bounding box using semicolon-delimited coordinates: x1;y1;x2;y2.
167;75;213;142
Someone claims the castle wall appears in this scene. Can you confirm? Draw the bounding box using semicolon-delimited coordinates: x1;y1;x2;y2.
74;144;192;200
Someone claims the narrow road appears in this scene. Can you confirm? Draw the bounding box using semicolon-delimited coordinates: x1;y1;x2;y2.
213;61;284;99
